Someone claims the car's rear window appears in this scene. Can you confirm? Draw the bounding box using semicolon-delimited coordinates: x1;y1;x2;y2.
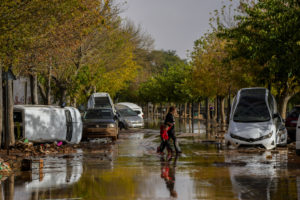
118;108;138;117
84;109;113;119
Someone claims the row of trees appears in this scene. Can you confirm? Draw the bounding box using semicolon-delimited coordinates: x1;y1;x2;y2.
0;0;154;145
129;0;300;121
1;0;299;145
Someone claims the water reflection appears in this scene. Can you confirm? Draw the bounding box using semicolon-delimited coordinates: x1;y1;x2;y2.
1;155;83;200
1;131;300;199
225;150;289;200
160;155;178;198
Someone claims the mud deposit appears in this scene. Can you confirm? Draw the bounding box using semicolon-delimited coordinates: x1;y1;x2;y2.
1;128;300;200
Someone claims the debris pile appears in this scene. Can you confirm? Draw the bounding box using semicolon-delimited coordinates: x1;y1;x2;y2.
288;142;296;150
0;158;11;175
12;140;77;156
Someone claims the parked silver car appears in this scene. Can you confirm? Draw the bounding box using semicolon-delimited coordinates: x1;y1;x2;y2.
115;105;144;129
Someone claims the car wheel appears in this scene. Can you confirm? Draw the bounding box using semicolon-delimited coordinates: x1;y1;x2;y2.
296;149;300;156
120;122;126;130
112;136;117;141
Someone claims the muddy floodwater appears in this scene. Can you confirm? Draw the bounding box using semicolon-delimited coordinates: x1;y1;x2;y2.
2;127;300;200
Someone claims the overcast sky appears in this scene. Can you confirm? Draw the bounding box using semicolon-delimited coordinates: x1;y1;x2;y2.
116;0;226;59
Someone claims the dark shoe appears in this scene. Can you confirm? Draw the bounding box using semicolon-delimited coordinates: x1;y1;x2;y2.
156;146;161;153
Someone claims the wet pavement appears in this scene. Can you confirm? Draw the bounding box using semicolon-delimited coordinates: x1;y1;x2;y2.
1;127;300;200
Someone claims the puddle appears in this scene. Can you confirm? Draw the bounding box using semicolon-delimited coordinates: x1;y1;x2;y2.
1;129;300;199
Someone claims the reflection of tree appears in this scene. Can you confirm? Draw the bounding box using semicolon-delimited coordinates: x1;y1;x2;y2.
185;146;235;199
72;159;143;200
4;175;14;200
160;155;178;198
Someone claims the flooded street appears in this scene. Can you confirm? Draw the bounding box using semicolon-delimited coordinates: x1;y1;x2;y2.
1;126;300;200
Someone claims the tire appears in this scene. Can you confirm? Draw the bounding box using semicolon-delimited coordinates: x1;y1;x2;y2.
296;149;300;156
119;123;124;130
112;136;117;142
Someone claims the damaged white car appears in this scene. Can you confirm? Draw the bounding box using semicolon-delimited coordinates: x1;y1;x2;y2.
225;88;287;150
13;105;82;144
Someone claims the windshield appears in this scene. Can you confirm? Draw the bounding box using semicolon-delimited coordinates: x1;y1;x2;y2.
118;108;138;117
233;94;271;122
84;109;113;120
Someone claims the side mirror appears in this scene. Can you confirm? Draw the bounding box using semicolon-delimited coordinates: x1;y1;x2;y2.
61;102;66;108
273;113;279;119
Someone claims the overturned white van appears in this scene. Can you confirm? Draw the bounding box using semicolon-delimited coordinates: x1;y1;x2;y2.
225;88;287;150
87;93;115;113
13;105;82;144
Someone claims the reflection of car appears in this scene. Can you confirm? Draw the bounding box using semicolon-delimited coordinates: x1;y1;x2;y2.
116;102;144;118
115;105;144;130
286;105;300;141
12;156;83;200
225;88;287;150
225;150;287;200
82;109;118;141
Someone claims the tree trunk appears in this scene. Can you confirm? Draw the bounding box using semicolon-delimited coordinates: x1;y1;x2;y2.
30;73;38;104
47;65;51;105
59;88;67;105
160;103;163;119
278;95;292;120
220;96;226;125
152;104;155;119
192;102;194;133
154;104;158;118
5;175;14;200
213;97;218;121
205;97;210;120
205;97;211;132
7;80;15;146
189;103;192;119
147;102;150;119
184;103;187;118
178;104;181;119
198;102;201;119
73;98;77;107
37;83;47;104
227;89;231;124
0;66;2;146
24;81;28;104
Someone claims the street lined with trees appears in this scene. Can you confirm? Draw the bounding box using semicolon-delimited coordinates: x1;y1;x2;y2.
0;0;299;146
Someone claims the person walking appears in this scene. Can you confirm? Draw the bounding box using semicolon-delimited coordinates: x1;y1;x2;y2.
164;106;182;154
157;124;173;159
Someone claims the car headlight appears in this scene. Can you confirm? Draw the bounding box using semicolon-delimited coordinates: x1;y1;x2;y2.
107;123;116;128
230;133;241;140
262;131;273;140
